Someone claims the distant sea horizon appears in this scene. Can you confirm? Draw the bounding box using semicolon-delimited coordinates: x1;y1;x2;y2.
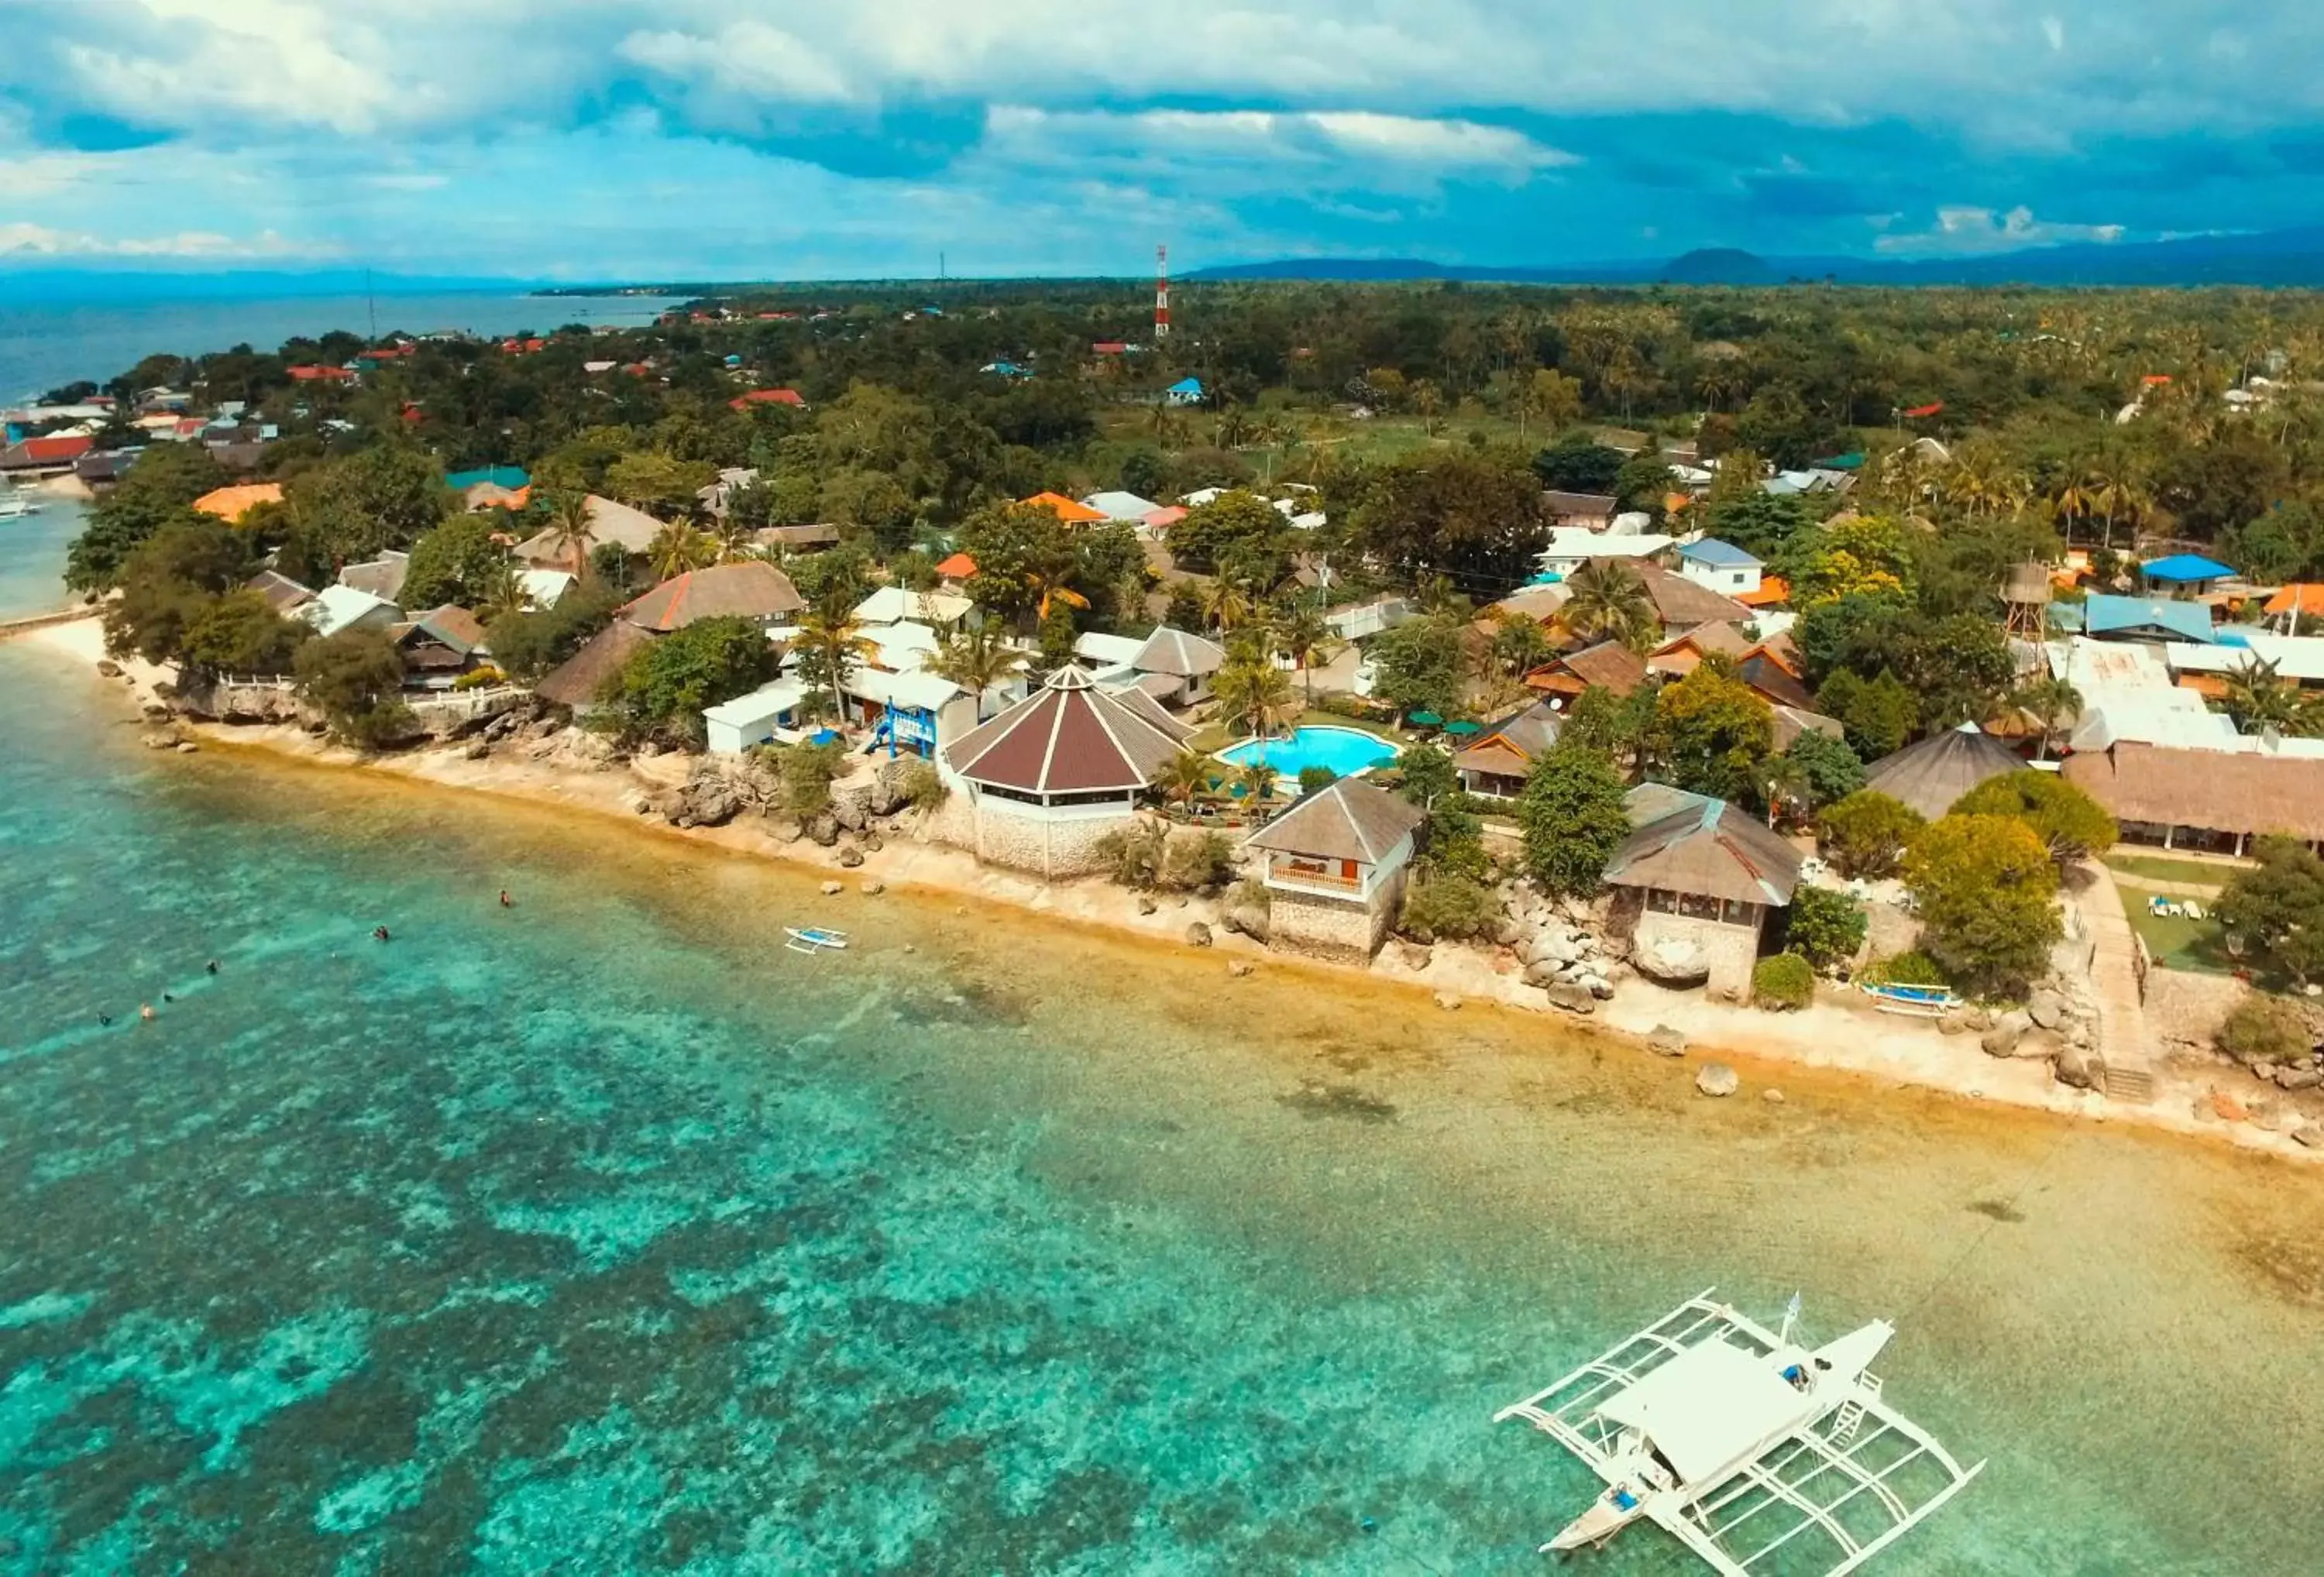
0;289;690;406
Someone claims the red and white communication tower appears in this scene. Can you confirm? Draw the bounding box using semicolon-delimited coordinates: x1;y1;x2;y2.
1153;244;1171;339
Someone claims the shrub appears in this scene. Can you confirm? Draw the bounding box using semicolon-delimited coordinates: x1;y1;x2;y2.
1517;742;1631;897
1161;828;1236;892
1401;871;1498;941
1095;822;1167;889
452;665;506;691
1862;950;1950;988
1905;814;2061;998
2216;995;2313;1067
1953;771;2118;865
1784;885;1868;971
895;758;947;809
1298;764;1339;795
1818;789;1923;878
1752;953;1815;1011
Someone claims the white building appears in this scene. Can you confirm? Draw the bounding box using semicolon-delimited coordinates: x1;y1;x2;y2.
300;584;401;638
1241;778;1425;961
1676;538;1764;600
1538;527;1675;579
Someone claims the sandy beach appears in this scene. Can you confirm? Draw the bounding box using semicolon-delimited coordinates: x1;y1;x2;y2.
26;613;2321;1166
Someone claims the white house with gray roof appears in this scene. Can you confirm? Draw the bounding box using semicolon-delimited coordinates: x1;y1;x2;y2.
1241;777;1425;961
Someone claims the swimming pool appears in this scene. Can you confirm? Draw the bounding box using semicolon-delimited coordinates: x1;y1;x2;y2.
1215;724;1400;778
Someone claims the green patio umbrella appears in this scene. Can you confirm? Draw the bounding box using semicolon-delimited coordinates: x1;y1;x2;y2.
1408;710;1444;727
1444;720;1483;736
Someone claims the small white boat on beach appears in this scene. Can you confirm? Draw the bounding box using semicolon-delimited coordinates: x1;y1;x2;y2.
785;926;850;955
1498;1291;1981;1575
0;490;40;519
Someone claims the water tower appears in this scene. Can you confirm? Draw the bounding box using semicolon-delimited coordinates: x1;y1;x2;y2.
2003;562;2052;642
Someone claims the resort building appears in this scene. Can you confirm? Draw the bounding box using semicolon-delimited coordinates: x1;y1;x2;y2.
1128;626;1227;706
517;569;576;610
1242;778;1425;962
337;550;411;604
2138;553;2235;599
1646;620;1753;680
853;585;975;635
1604;790;1803;998
2067;593;2217;647
2063;742;2324;855
1541;491;1618;529
1676;539;1765;600
536;622;655;715
1079;490;1164;524
300;584;401;639
1524;639;1649;703
942;666;1186;877
1862;723;2024;821
620;562;804;634
511;495;666;569
703;679;809;754
243;570;315;617
1537;531;1675;579
390;606;490;689
1453;700;1564;800
1628;561;1755;635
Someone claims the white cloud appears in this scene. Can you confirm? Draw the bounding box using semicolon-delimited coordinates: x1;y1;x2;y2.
1305;112;1576;170
617;22;857;107
1874;204;2126;255
0;222;335;259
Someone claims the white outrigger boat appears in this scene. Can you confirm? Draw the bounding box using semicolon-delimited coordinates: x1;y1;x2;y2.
0;488;40;519
1498;1291;1981;1575
784;926;849;955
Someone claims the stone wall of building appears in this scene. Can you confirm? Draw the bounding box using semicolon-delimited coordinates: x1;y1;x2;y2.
1267;888;1384;963
951;794;1137;878
1634;909;1762;998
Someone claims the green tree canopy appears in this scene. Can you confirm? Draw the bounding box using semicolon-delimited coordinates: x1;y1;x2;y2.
181;589;309;675
1952;771;2118;866
1779;730;1865;812
285;446;452;565
1783;885;1868;972
1648;657;1776;803
614;615;782;745
2215;837;2324;988
1818;789;1923;878
294;629;413;748
65;444;227;591
1518;743;1631;897
99;519;253;665
1367;613;1466;718
1349;447;1547;590
1904;813;2062;998
400;514;514;610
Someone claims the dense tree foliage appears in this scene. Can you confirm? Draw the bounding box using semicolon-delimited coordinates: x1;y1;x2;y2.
1818;790;1923;878
67;445;225;592
613;616;782;745
294;630;413;747
2216;838;2324;988
1648;657;1776;803
1903;814;2062;998
1783;886;1868;972
1518;743;1631;897
1952;771;2119;866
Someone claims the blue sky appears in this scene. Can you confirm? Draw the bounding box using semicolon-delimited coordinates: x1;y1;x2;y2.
2;1;2321;280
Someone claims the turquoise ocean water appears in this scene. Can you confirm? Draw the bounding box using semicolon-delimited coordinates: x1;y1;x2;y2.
2;640;2320;1573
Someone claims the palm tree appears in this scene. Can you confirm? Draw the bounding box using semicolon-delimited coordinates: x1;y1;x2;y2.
1490;615;1553;678
1158;748;1212;810
646;521;717;582
1215;658;1294;741
1202;575;1253;634
1237;760;1279;807
1023;561;1089;624
930;621;1027;720
2219;657;2319;737
792;600;876;721
544;492;596;577
1559;559;1659;652
1760;753;1810;828
2005;675;2084;761
1273;604;1330;703
475;558;530;625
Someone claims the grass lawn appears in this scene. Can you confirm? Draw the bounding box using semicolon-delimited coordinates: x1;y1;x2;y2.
2117;881;2237;974
2104;852;2246;890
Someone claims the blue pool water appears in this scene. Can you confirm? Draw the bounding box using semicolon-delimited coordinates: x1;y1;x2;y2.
1215;724;1398;778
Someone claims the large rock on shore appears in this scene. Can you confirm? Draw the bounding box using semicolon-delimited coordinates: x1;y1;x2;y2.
1981;1010;2033;1058
2054;1041;2104;1091
1635;937;1710;988
1543;982;1597;1014
1695;1063;1740;1098
1224;904;1270;943
1184;922;1214;948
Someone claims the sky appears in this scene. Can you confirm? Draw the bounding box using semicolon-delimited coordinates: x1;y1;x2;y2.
2;1;2322;283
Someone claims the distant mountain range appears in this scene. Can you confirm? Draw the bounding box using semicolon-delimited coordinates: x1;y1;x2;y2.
1184;228;2324;287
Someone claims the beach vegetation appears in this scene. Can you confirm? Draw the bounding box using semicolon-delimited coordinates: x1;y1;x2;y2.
767;740;844;818
1782;885;1868;972
1817;790;1923;878
2215;995;2313;1067
66;444;226;592
1401;871;1498;942
1648;655;1777;804
482;580;619;682
894;758;947;810
1517;743;1631;898
1952;771;2119;867
181;590;309;676
1161;829;1237;892
611;615;782;747
1752;953;1816;1011
101;518;253;665
294;629;414;748
1095;821;1167;889
1215;658;1296;744
1297;764;1338;796
1903;814;2062;999
1861;950;1951;988
2214;837;2324;988
450;665;506;691
400;514;514;610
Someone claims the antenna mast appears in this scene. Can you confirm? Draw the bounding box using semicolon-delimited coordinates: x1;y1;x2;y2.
1153;244;1170;340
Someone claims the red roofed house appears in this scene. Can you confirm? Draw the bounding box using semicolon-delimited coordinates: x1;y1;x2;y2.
730;388;806;411
1901;400;1944;419
0;433;95;472
933;551;978;588
286;364;355;383
941;665;1189;877
1091;341;1130;356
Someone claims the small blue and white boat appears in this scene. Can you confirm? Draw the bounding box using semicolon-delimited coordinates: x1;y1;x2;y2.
785;926;850;955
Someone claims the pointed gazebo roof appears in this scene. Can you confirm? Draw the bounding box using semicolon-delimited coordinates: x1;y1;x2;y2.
944;665;1184;795
1864;723;2024;821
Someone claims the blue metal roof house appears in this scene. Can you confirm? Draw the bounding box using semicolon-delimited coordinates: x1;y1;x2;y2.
2139;553;2235;593
2082;593;2217;645
1677;538;1763;597
1164;376;1205;406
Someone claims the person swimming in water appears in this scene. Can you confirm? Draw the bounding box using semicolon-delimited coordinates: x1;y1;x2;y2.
373;925;391;943
139;1004;156;1022
205;960;219;975
98;1012;112;1026
162;993;175;1004
498;889;512;908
